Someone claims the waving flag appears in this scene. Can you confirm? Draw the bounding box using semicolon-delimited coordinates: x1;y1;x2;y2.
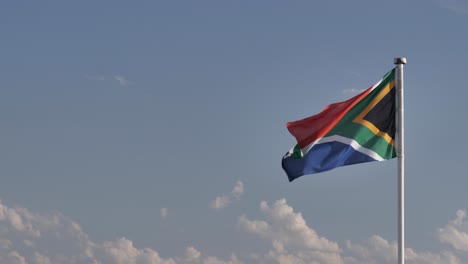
282;69;396;182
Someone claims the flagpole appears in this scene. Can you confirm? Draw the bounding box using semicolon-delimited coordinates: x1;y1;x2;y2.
394;57;406;264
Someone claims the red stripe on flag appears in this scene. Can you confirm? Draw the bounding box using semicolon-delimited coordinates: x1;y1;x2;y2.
286;87;373;148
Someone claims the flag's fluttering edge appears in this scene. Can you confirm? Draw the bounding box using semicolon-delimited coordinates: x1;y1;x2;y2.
282;69;396;182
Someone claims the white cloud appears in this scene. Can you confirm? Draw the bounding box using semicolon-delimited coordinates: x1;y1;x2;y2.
438;209;468;251
239;199;462;264
0;251;27;264
180;246;242;264
23;240;34;247
0;200;239;264
344;235;460;264
0;198;466;264
201;255;242;264
32;252;52;264
211;195;231;210
210;181;244;210
93;237;176;264
239;199;343;264
0;200;46;237
160;208;168;219
232;181;244;199
113;75;132;86
184;246;201;262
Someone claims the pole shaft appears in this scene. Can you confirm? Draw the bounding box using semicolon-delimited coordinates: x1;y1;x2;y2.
394;58;406;264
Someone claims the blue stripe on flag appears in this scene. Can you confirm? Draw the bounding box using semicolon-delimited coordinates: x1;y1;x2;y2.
282;141;377;181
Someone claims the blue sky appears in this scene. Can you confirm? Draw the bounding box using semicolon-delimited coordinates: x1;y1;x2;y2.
1;1;468;263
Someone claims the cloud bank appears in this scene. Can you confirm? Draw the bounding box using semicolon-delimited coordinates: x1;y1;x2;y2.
0;200;238;264
239;199;461;264
0;198;466;264
438;209;468;251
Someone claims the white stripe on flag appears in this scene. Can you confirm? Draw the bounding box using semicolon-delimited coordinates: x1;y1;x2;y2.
369;78;383;92
301;135;385;161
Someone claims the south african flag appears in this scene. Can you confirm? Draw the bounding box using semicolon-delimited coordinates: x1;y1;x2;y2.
282;69;396;182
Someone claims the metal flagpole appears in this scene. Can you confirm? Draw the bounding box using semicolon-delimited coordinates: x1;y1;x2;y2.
394;57;406;264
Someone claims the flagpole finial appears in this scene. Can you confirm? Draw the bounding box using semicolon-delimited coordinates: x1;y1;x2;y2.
394;58;407;65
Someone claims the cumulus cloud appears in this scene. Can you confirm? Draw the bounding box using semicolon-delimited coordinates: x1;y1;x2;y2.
211;195;231;210
231;181;244;199
239;199;462;264
0;198;466;264
345;235;460;264
181;246;242;264
210;181;244;210
0;251;26;264
184;246;201;262
0;200;239;264
239;199;342;264
438;209;468;251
